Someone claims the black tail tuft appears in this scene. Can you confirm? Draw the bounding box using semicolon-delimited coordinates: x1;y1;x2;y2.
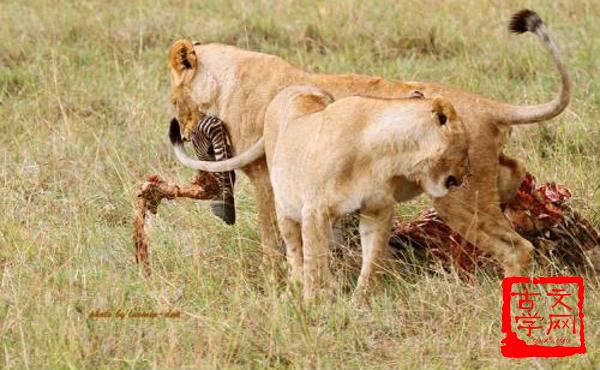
509;9;543;34
169;118;183;145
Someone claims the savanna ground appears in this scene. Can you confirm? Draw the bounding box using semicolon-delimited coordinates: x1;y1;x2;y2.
1;0;599;368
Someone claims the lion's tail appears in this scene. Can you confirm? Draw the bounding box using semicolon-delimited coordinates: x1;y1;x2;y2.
499;9;571;125
169;119;265;172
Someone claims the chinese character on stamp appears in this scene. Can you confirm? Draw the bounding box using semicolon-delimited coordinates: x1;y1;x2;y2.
501;276;585;358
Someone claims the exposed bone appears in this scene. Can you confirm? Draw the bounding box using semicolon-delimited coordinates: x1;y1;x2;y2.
133;173;220;275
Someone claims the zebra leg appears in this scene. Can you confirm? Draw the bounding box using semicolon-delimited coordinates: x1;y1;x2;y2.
211;169;236;225
209;120;236;225
192;115;237;225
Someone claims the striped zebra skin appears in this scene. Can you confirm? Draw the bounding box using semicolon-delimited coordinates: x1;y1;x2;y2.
191;115;236;225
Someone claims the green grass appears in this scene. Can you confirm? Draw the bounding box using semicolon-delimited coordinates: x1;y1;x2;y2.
1;0;599;368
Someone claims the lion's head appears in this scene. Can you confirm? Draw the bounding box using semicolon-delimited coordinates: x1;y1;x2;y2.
168;39;219;140
417;96;470;198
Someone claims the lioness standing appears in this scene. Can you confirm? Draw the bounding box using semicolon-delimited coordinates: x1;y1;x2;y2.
264;86;469;298
171;87;469;298
166;10;569;276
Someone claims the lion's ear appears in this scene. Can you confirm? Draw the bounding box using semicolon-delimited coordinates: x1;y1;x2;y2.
168;39;198;87
431;96;457;126
409;90;425;99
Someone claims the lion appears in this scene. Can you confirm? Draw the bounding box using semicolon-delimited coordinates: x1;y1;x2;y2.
268;87;469;298
171;86;469;298
166;9;570;276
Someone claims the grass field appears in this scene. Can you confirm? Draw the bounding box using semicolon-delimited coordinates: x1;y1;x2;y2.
1;0;599;368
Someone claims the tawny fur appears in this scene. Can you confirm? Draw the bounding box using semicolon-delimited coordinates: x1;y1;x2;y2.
262;86;468;298
167;9;569;276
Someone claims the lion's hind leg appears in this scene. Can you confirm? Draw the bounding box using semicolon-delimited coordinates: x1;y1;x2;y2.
498;153;526;206
301;208;334;300
278;215;303;284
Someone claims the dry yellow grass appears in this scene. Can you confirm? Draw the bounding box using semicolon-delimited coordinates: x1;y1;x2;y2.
1;0;599;368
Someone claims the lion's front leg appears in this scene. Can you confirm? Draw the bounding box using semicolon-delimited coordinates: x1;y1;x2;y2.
355;205;394;298
433;167;533;276
243;160;284;267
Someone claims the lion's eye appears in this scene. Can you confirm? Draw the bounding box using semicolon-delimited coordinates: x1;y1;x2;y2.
445;175;460;188
438;112;447;126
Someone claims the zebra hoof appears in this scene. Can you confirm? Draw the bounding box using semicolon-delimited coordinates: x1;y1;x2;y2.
211;200;236;225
